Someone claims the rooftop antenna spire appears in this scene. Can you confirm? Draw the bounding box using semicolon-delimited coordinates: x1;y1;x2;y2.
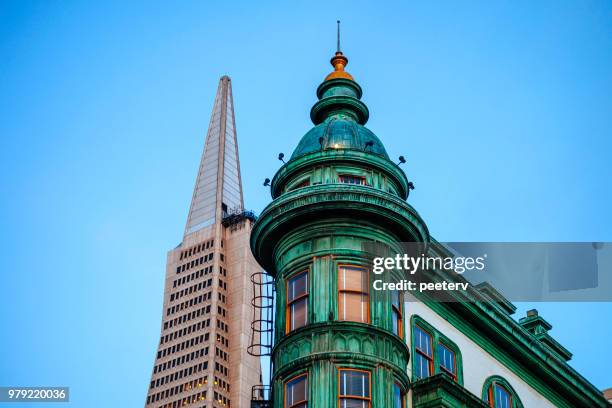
337;20;341;52
325;20;353;81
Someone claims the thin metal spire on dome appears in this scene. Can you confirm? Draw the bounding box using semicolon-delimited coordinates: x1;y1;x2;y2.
337;20;341;53
325;20;354;81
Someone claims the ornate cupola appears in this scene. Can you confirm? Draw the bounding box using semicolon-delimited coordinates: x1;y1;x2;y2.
251;22;429;408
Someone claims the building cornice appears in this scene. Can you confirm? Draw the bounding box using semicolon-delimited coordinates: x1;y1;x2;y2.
251;184;429;274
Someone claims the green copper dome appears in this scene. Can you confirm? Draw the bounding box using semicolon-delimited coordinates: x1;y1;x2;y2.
291;116;388;159
290;73;390;159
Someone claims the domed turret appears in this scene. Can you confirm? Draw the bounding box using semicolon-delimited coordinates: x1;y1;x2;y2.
251;24;428;408
290;22;394;160
271;27;419;202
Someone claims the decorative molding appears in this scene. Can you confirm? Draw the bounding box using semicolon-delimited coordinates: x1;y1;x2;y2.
252;184;429;274
271;149;410;199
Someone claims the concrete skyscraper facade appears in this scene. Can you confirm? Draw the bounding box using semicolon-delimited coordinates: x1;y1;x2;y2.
146;76;261;408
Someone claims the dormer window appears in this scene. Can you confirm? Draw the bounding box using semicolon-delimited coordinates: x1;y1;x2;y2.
339;174;366;185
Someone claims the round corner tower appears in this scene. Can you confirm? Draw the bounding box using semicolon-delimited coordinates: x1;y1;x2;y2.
251;44;429;407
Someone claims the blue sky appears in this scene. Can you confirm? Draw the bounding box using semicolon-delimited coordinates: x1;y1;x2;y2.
1;1;611;406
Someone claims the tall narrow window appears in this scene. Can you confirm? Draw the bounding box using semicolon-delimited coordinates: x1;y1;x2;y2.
287;271;308;332
338;266;369;323
339;175;366;185
391;291;403;337
412;317;464;385
285;374;308;408
438;343;457;380
393;383;403;408
413;325;433;379
339;369;371;408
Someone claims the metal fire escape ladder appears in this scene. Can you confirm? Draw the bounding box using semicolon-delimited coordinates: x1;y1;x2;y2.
248;271;274;408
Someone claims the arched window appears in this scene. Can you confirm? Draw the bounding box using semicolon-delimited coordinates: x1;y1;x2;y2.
410;316;463;384
482;376;523;408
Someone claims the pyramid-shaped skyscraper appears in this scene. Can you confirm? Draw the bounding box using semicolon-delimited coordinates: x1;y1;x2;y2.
146;76;261;408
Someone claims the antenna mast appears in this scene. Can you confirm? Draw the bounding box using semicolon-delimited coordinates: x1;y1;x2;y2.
337;20;341;52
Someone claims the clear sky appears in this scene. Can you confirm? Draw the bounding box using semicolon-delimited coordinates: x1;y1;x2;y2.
1;1;611;407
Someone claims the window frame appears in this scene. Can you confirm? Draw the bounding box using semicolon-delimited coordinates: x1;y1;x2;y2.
338;174;367;186
437;342;457;381
410;315;464;385
288;178;311;192
391;290;404;338
286;270;309;333
337;368;371;408
285;372;308;408
393;381;405;408
337;264;370;323
488;383;511;408
482;376;523;408
413;324;434;379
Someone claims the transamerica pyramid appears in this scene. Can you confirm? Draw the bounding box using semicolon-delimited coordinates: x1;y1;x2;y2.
146;76;262;408
185;76;244;235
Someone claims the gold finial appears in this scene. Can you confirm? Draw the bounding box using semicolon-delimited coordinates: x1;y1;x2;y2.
325;20;354;81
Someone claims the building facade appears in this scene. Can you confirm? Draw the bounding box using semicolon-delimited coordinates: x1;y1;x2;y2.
146;76;261;408
250;46;610;408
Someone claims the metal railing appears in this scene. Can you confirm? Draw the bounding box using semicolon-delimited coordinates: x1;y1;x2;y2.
221;208;257;227
251;385;272;407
